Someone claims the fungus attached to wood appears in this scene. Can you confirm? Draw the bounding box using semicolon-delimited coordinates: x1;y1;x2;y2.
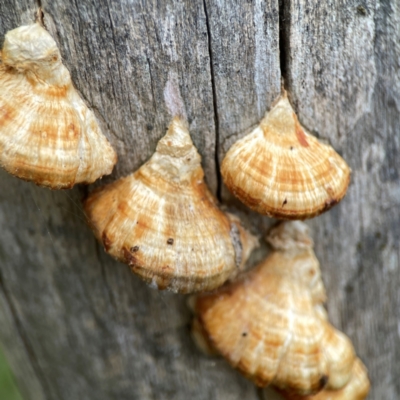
192;221;355;395
84;116;258;294
0;23;117;188
221;93;351;219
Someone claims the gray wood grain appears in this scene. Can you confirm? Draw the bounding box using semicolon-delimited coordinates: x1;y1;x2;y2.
0;1;279;399
280;1;400;399
43;0;220;192
203;0;281;162
0;172;262;400
0;275;46;400
0;1;398;400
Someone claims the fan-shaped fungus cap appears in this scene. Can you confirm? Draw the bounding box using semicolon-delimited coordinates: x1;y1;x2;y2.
282;359;370;400
84;117;258;294
0;23;117;188
192;222;355;395
221;93;350;219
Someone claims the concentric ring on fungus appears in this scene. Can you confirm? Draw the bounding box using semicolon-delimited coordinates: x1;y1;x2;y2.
192;222;355;395
221;93;351;219
0;23;117;188
84;117;258;294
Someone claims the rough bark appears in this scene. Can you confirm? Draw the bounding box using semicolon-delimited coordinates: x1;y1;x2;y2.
0;1;398;400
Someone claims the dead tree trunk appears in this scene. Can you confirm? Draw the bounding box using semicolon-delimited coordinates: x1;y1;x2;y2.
0;1;398;399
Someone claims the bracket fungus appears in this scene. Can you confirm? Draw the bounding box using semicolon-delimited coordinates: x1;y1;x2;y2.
192;221;355;395
84;117;258;294
0;23;117;188
221;93;350;219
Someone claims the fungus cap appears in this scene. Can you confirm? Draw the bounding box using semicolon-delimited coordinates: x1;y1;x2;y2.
0;23;117;188
221;94;350;219
193;222;355;395
84;117;258;294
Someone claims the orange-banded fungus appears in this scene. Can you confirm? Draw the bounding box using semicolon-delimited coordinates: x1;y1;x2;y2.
192;222;355;395
0;23;116;188
84;117;258;294
221;93;350;219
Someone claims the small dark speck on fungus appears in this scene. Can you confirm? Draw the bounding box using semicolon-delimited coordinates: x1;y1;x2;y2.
167;238;174;245
319;375;329;389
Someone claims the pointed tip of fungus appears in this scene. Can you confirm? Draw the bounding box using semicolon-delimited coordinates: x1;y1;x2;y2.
261;94;297;136
2;23;59;68
156;117;194;158
158;72;193;158
266;221;314;251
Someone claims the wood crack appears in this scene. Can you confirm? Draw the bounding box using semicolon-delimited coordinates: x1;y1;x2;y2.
278;0;290;89
256;387;265;400
142;17;158;115
104;0;136;119
0;269;51;400
202;0;222;201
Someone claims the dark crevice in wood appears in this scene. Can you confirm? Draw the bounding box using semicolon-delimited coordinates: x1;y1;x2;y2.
0;270;51;400
104;1;133;119
256;387;264;400
141;15;159;131
202;0;222;201
35;0;44;25
145;54;158;114
105;2;124;94
79;183;89;200
278;0;290;90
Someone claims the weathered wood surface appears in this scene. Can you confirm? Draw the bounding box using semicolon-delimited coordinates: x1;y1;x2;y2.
0;1;398;399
